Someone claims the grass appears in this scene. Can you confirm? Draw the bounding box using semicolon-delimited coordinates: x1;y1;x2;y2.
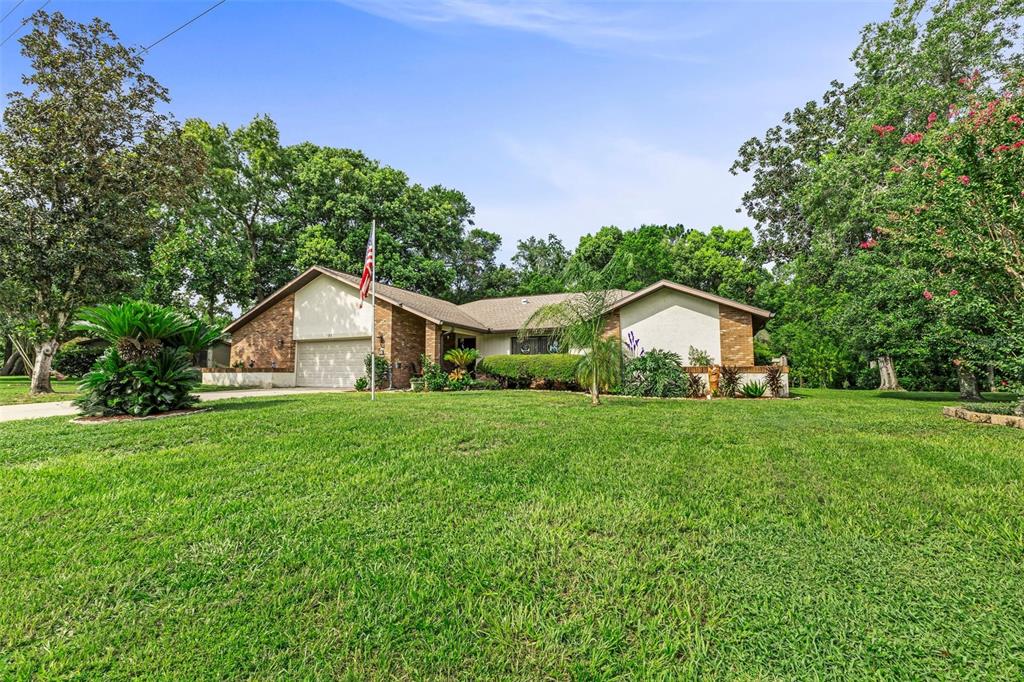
0;376;80;405
0;376;244;406
1;389;1022;679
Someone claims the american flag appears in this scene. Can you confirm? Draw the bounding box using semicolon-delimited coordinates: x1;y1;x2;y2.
358;222;375;308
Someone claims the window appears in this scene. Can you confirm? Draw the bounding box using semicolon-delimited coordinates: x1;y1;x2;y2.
511;335;560;355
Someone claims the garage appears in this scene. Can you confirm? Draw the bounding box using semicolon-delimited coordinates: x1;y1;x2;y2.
295;338;370;388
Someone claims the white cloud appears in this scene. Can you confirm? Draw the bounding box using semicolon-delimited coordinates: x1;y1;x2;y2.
336;0;709;58
478;134;749;257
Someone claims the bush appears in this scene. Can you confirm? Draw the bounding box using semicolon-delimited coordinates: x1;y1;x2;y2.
420;354;449;392
623;349;686;398
764;365;785;397
719;366;741;397
740;380;768;398
76;347;199;416
687;346;713;366
364;353;390;389
354;377;369;392
685;372;706;398
477;354;579;389
53;339;105;377
961;401;1017;415
72;301;224;417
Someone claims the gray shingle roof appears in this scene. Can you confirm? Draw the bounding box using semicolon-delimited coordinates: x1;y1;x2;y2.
458;290;632;331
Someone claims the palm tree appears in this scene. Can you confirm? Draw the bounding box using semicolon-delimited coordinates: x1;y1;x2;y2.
520;288;623;405
443;347;479;381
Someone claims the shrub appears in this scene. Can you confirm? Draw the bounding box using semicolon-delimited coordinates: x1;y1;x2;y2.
354;377;369;392
685;372;706;398
961;402;1017;415
623;349;686;398
688;346;713;367
364;353;390;389
443;347;480;382
740;380;768;398
53;339;105;377
420;354;449;392
719;366;741;397
764;365;785;397
477;354;579;389
72;301;224;417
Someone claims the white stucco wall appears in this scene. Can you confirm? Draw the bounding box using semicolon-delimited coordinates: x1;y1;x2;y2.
619;289;721;363
293;275;373;341
478;333;514;358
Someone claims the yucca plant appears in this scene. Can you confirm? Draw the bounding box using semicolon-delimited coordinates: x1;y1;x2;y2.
740;380;768;398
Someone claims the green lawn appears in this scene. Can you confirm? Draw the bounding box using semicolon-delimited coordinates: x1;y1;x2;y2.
1;390;1022;679
0;376;81;405
0;376;244;406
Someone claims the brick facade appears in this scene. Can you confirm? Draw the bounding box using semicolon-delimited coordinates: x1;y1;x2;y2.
229;294;295;370
374;301;425;388
719;307;754;365
424;322;443;363
601;310;621;340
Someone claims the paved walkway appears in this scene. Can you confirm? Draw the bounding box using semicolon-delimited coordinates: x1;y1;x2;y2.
0;387;351;423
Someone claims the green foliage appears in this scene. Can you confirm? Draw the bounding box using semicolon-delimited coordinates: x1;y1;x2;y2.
718;366;742;398
53;340;105;378
961;402;1017;416
354;377;369;392
364;354;390;389
685;372;706;399
687;346;713;367
764;366;785;398
75;347;199;416
419;354;449;392
622;349;686;398
477;354;580;389
740;380;768;398
443;347;480;378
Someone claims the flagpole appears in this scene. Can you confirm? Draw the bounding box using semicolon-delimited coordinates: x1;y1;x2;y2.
370;218;376;402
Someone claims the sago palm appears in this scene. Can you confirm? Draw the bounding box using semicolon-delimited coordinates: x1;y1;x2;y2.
443;347;480;380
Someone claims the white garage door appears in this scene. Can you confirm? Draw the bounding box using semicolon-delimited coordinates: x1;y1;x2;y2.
295;339;370;388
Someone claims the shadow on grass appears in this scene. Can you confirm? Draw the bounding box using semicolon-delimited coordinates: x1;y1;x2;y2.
204;399;295;413
877;391;1014;403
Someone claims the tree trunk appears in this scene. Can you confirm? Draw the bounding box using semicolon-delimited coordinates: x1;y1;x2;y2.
1;350;18;376
957;365;982;401
30;338;59;394
877;355;901;391
987;364;996;392
591;372;600;406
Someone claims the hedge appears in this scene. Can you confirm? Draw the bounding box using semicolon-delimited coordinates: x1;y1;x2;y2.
477;354;579;389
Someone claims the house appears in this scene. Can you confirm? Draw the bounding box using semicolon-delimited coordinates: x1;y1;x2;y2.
204;265;778;391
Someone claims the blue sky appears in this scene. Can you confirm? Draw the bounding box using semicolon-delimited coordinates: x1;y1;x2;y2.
0;0;890;259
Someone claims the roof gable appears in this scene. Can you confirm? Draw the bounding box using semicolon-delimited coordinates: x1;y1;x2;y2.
606;280;772;320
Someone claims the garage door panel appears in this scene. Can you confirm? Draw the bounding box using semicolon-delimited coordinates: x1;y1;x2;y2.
295;339;369;388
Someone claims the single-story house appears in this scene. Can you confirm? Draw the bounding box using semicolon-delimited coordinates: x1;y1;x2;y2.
204;265;779;391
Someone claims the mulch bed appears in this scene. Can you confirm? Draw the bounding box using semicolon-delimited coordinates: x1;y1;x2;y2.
72;407;211;425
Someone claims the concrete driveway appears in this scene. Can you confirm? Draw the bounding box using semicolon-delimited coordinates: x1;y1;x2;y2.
0;387;352;423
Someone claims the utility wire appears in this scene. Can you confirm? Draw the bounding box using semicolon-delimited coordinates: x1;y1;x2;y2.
142;0;226;54
0;0;47;46
1;0;27;24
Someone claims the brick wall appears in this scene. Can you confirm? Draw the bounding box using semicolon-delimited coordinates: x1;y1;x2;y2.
602;310;621;340
229;294;295;370
374;301;425;388
425;322;443;363
719;307;754;365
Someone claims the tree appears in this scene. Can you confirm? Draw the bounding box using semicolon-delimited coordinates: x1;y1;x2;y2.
450;228;515;303
521;282;622;406
511;234;570;294
0;11;201;394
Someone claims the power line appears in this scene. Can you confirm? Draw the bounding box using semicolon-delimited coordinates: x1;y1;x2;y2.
0;0;48;47
1;0;27;24
142;0;226;54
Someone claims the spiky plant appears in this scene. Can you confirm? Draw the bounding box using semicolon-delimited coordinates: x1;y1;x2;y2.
444;347;480;381
72;301;191;361
520;287;623;405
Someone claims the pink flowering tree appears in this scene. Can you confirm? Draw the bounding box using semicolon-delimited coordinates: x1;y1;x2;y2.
879;78;1024;407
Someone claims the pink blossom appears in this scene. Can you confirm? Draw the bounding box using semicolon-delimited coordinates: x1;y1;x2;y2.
927;111;938;128
872;124;896;137
890;165;903;173
949;289;959;297
923;290;934;300
958;175;970;185
858;238;878;249
901;132;924;145
994;144;1011;153
1013;140;1024;149
1009;114;1024;126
